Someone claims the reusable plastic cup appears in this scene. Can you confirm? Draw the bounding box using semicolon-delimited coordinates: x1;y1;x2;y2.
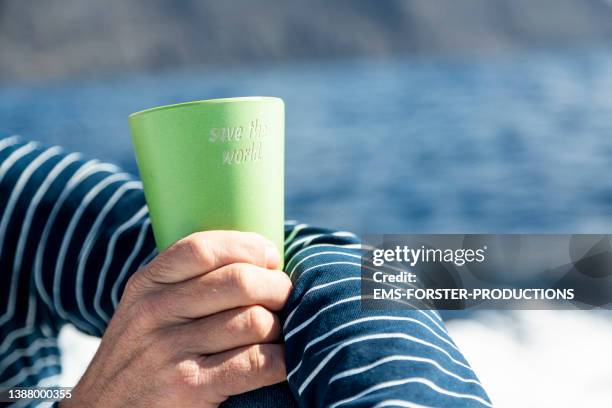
129;97;284;263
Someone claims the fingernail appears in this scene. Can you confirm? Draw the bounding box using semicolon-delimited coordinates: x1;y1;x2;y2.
265;243;281;269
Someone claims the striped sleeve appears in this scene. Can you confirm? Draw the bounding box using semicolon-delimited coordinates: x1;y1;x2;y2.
0;136;156;397
0;136;490;407
280;228;492;406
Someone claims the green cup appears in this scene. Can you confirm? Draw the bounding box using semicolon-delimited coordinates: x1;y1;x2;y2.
129;97;284;263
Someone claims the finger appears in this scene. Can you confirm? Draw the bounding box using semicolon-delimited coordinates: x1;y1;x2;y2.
197;344;286;400
154;263;292;321
167;306;282;355
141;230;281;285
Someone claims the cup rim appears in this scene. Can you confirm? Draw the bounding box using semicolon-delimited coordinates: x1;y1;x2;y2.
129;96;283;119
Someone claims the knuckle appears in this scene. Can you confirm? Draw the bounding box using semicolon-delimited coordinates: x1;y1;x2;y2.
122;271;149;300
174;357;228;404
226;307;251;336
246;345;266;374
226;264;253;297
262;345;285;380
137;255;171;285
174;358;206;389
131;294;165;326
180;233;214;267
243;345;284;380
118;270;152;310
242;233;267;261
244;306;276;339
227;231;263;264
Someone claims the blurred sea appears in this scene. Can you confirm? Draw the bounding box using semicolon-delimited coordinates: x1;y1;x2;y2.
2;50;612;235
4;51;612;407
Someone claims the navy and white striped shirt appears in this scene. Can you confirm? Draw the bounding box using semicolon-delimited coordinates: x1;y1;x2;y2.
0;136;491;407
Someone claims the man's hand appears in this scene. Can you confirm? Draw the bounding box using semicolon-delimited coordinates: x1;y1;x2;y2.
62;231;291;408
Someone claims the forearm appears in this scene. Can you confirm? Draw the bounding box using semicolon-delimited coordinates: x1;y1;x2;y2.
0;136;156;392
282;225;491;407
0;136;155;335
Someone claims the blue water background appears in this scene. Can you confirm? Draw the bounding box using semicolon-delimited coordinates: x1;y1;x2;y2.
2;51;612;235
